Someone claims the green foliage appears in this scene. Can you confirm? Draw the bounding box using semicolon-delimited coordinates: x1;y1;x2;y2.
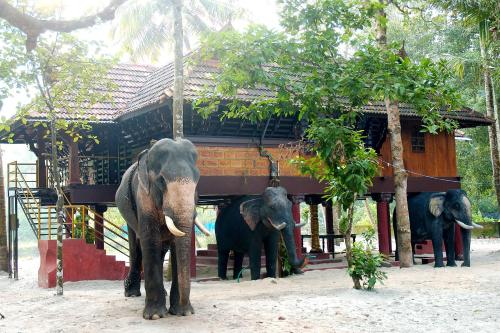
0;20;116;144
347;228;387;290
73;215;95;244
279;237;292;276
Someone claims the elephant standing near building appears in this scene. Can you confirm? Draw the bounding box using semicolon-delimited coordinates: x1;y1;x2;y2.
394;190;482;267
215;186;305;280
116;138;209;319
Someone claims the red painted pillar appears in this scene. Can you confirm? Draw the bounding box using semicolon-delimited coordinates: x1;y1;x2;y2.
454;225;464;259
291;197;303;259
190;224;196;278
375;194;392;255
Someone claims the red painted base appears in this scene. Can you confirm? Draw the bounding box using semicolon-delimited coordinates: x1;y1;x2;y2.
38;239;129;288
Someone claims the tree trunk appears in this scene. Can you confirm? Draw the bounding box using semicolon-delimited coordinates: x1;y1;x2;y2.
0;147;8;272
50;119;64;295
481;40;500;209
376;3;412;267
172;0;184;139
344;202;361;289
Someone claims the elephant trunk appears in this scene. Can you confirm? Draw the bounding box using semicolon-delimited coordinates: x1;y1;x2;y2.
282;221;305;268
461;228;471;267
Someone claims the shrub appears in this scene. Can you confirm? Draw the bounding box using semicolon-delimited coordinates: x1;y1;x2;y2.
347;229;387;290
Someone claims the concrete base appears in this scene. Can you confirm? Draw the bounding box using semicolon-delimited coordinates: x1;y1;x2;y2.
38;239;128;288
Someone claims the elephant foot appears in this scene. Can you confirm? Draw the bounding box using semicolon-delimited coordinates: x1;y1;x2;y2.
461;262;470;267
124;275;141;297
446;262;457;267
434;263;445;268
143;302;168;320
292;267;304;275
169;302;194;316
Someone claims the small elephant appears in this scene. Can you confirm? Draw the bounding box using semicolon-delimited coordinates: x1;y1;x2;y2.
394;190;482;267
215;186;305;280
116;138;208;319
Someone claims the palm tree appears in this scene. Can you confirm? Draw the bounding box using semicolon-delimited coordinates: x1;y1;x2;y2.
434;0;500;208
113;0;237;139
0;147;7;272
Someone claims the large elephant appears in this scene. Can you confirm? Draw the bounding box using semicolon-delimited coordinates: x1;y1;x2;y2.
115;138;208;319
394;190;482;267
215;186;305;280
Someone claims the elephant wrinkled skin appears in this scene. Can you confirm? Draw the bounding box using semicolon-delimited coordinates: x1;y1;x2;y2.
115;138;200;319
215;187;305;280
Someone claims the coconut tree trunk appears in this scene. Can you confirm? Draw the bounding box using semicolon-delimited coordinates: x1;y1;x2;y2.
172;0;184;139
376;3;412;267
309;203;322;253
481;40;500;209
0;147;8;272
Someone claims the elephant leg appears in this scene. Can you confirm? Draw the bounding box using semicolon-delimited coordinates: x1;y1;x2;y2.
217;249;230;280
430;222;445;268
141;235;167;319
263;232;280;278
124;228;142;297
443;225;457;267
249;237;263;280
169;242;194;316
232;251;245;280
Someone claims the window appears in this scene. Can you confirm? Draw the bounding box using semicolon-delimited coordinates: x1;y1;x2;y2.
411;128;425;153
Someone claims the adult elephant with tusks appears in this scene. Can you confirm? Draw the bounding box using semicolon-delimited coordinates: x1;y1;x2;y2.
115;138;210;320
394;189;482;267
216;186;305;280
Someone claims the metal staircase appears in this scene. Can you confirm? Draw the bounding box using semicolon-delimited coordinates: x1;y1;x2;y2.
7;162;129;278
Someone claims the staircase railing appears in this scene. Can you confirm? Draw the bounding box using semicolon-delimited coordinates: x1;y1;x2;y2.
7;161;129;258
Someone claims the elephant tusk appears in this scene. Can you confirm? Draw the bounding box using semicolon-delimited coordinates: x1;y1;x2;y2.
267;218;286;231
194;217;212;236
471;222;484;229
295;222;307;228
455;220;474;230
165;216;186;237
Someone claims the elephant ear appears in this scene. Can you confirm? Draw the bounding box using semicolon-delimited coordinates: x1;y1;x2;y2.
240;198;264;231
429;193;445;217
137;149;150;194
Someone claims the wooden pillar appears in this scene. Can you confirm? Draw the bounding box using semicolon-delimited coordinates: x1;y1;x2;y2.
36;129;47;188
291;196;303;259
374;193;392;255
68;140;81;185
191;224;196;278
324;201;334;253
309;203;323;253
94;205;107;250
454;225;464;260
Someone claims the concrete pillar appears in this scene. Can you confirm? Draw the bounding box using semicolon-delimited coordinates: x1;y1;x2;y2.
94;205;107;250
374;193;392;255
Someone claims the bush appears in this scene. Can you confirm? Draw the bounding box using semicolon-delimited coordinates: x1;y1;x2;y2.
347;229;387;290
73;215;95;244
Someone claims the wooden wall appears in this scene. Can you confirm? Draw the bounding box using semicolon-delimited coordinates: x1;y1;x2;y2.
378;123;457;177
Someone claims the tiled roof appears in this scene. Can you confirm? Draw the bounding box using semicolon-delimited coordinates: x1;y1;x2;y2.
25;59;492;127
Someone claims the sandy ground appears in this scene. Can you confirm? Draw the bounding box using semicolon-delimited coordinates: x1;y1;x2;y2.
1;239;500;333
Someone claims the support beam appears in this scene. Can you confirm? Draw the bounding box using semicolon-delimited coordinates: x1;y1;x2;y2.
93;205;107;250
68;140;81;185
291;196;304;259
324;201;334;253
373;193;393;255
309;203;323;253
36;129;47;188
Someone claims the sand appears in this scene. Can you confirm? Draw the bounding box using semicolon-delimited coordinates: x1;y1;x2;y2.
1;239;500;333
